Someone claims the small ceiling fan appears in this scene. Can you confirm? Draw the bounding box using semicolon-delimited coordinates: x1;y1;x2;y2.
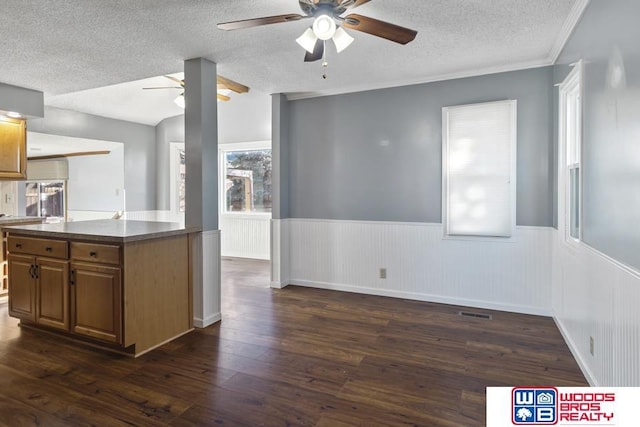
143;75;250;108
218;0;417;76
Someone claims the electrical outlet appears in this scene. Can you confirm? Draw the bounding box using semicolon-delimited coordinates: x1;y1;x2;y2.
379;268;387;279
590;336;594;356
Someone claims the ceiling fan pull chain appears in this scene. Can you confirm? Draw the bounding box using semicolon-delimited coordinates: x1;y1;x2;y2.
322;40;328;79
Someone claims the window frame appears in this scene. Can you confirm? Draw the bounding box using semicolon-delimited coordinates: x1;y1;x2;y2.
218;141;272;218
558;60;584;248
441;99;518;242
169;142;185;214
24;180;67;221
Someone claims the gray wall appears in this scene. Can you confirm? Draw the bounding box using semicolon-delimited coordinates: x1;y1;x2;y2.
555;0;640;271
272;94;290;219
29;107;156;211
286;67;554;225
0;82;44;117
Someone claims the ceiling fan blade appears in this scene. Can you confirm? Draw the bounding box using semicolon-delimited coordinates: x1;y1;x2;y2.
217;93;231;102
142;87;182;90
218;14;306;31
304;39;324;62
343;14;417;45
164;75;185;87
217;75;249;94
340;0;372;8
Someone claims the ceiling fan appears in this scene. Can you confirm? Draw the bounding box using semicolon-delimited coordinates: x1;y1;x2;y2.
217;0;417;77
143;75;250;108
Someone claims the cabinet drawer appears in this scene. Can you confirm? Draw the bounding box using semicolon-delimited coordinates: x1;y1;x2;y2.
7;236;68;259
71;242;121;265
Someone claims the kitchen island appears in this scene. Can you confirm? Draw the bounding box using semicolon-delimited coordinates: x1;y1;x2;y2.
2;219;199;357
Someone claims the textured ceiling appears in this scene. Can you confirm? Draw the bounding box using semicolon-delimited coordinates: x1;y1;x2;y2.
0;0;582;124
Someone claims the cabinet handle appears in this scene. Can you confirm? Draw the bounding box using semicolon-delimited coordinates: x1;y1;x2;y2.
70;270;75;285
33;265;39;279
89;251;97;257
45;246;53;252
15;243;22;249
29;265;35;279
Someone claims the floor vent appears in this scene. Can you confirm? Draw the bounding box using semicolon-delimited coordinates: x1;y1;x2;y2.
458;311;492;320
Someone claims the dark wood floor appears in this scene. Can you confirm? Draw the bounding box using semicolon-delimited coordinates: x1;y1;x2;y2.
0;257;586;426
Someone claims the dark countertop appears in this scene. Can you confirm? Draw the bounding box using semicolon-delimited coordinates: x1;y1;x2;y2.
1;219;200;243
0;216;45;225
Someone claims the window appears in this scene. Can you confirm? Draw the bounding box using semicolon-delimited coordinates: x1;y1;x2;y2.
25;181;65;219
442;100;517;238
170;142;272;215
221;146;272;214
169;142;186;213
559;61;583;243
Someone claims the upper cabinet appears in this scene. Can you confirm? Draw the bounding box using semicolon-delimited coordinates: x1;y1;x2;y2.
0;117;27;179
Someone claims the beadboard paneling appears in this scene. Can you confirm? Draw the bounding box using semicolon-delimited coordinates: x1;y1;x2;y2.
270;219;289;288
552;231;640;386
220;215;270;260
284;219;552;316
192;230;221;328
123;210;185;225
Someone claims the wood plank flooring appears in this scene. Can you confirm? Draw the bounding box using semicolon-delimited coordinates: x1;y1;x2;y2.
0;257;586;426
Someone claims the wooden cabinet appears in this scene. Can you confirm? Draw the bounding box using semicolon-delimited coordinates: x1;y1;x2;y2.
71;262;122;344
1;218;45;297
36;258;69;331
6;224;193;357
0;117;27;179
7;254;36;322
7;238;70;331
69;241;122;343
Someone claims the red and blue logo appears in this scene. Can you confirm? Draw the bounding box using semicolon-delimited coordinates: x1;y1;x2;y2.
512;387;558;425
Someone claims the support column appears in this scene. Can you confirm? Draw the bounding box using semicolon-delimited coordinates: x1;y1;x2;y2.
185;58;221;327
271;94;290;289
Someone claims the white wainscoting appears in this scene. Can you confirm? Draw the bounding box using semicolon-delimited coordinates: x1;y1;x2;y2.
552;231;640;386
282;219;553;316
220;214;270;260
192;230;222;328
270;219;289;288
68;210;118;221
123;210;185;225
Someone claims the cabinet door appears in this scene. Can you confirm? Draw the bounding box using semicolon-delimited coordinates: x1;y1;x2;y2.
70;262;122;344
7;254;36;321
0;117;27;179
36;258;69;331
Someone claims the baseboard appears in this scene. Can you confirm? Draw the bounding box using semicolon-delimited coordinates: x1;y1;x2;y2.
270;280;290;289
223;252;269;261
553;316;597;386
288;279;551;317
193;312;221;328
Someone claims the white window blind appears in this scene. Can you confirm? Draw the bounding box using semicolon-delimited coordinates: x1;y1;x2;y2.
442;100;517;238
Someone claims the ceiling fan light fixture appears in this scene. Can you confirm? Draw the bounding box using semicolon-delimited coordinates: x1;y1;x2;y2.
174;93;185;109
312;15;336;41
332;27;354;53
296;27;318;53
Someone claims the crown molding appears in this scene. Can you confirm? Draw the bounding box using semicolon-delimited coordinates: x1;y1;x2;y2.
548;0;590;64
